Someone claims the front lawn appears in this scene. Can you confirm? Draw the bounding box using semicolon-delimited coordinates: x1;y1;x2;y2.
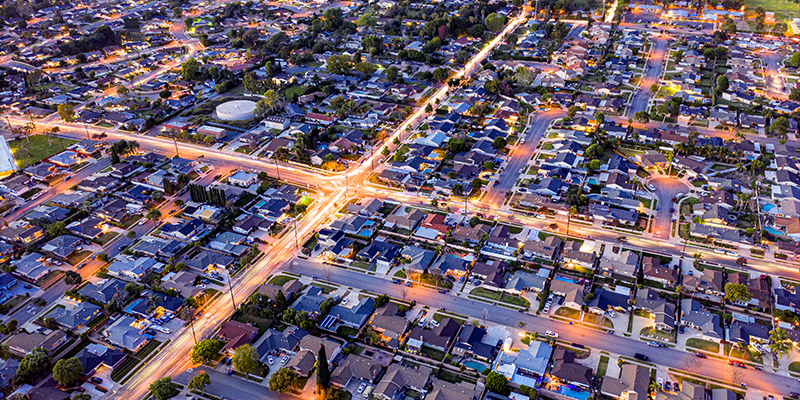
685;338;719;353
9;135;77;168
267;275;296;286
470;287;501;300
554;307;581;320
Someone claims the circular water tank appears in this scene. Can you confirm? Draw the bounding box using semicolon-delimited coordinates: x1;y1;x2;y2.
215;100;257;121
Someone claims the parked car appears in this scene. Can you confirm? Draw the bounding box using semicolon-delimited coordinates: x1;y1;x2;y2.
357;383;366;393
545;330;558;338
430;319;440;327
694;352;706;358
634;353;649;361
90;377;103;384
607;310;616;318
418;318;426;327
267;355;274;364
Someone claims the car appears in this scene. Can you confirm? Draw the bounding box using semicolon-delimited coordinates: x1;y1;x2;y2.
77;263;87;269
634;353;649;361
439;289;447;294
545;330;558;338
676;193;684;198
90;377;103;384
458;276;464;282
665;382;671;391
214;174;222;180
669;208;674;213
789;392;800;399
694;352;706;358
474;280;482;286
341;298;349;305
657;377;663;386
431;319;440;327
418;318;426;327
688;270;693;276
404;282;413;287
754;365;763;370
357;383;366;393
607;310;616;318
519;168;524;174
281;356;289;365
391;279;400;284
647;184;655;190
671;197;677;202
647;341;660;347
23;284;32;289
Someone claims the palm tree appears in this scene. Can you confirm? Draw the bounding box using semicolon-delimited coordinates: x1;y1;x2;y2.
769;328;791;361
649;380;661;394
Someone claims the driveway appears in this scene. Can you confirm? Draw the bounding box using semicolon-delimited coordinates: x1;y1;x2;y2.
647;175;690;240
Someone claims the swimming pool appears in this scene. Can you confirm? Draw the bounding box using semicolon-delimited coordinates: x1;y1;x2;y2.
554;276;579;284
763;203;776;212
463;361;487;372
587;178;598;185
765;226;783;236
559;386;591;400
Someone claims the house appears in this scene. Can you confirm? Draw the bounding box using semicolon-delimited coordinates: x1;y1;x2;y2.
41;235;82;260
643;256;679;287
78;278;127;303
12;252;49;281
549;279;585;310
548;348;594;389
655;381;705;400
51;302;101;330
106;257;163;280
7;330;67;356
183;250;234;273
503;270;548;295
598;250;639;278
208;231;250;256
292;286;329;315
431;254;471;276
297;335;342;364
373;364;432;400
162;271;203;298
228;170;258;187
217;320;259;354
128;292;182;318
635;288;676;331
258;279;304;300
683;269;724;296
523;236;563;261
104;316;149;352
399;246;436;275
67;217;104;240
406;317;460;351
587;289;629;314
385;209;426;232
356;241;400;270
562;241;597;271
728;320;771;346
452;325;496;361
321;297;375;330
253;326;309;363
493;339;552;387
95;199;131;222
284;349;317;377
76;343;127;376
680;299;724;342
369;303;409;345
601;363;650;400
330;354;382;388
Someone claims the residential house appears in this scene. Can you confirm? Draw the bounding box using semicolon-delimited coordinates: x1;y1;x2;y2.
406;317;460;352
320;297;375;330
587;289;629;314
600;364;650;400
451;325;496;361
330;354;382;388
547;348;594;389
680;299;724;342
7;330;67;357
104;316;149;352
373;364;432;400
51;302;101;330
217;320;259;354
369;303;410;346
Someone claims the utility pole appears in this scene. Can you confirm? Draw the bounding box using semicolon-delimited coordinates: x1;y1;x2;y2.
173;137;180;158
84;122;90;140
345;171;349;195
274;158;281;181
225;269;237;310
293;218;299;250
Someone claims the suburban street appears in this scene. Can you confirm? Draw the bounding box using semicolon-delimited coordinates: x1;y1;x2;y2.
629;37;669;117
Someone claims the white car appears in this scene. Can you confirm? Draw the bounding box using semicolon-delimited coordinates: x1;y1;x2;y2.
281;356;289;365
430;319;440;327
607;310;617;318
267;355;274;364
341;298;349;305
545;330;558;338
676;193;684;198
418;318;426;327
357;383;367;393
647;183;656;191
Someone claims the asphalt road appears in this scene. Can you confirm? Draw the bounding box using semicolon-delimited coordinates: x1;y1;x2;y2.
288;258;799;396
647;175;691;240
173;366;285;400
762;50;787;99
482;109;565;208
628;37;668;117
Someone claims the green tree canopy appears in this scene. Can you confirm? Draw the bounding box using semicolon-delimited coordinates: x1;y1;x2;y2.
269;368;297;393
52;357;82;387
191;339;223;364
232;344;259;375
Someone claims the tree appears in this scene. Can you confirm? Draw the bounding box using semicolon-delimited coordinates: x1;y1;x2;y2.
150;377;178;400
269;368;297;393
715;75;729;95
484;13;506;32
72;394;92;400
117;85;129;96
356;13;377;28
232;344;259;375
317;344;330;391
181;58;201;81
385;66;399;82
354;61;376;77
770;116;790;137
486;371;510;395
64;271;82;286
634;111;650;124
96;253;109;262
492;136;508;150
723;283;751;304
52;357;82;387
57;104;75;122
514;66;533;85
188;371;211;393
769;328;791;360
0;343;10;361
191;339;223;364
146;208;162;222
17;347;51;381
594;112;605;125
452;184;463;197
159;89;171;99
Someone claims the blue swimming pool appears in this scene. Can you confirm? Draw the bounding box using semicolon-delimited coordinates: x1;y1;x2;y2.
763;203;776;212
559;386;591;400
587;178;598;185
554;276;579;284
463;361;487;372
765;226;783;236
